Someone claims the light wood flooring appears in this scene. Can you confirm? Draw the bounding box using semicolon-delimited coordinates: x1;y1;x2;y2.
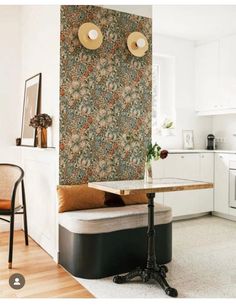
0;230;94;298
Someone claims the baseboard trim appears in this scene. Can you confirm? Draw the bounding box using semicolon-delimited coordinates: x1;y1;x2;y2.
212;211;236;222
173;212;211;222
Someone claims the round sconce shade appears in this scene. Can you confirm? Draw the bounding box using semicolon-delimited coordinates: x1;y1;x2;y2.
88;29;98;40
78;22;103;50
127;32;149;57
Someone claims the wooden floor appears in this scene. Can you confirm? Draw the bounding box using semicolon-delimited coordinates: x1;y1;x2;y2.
0;230;94;298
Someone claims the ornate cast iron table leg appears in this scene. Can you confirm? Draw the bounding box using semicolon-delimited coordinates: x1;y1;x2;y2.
113;193;178;298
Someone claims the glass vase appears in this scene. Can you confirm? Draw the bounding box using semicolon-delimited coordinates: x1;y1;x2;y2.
144;161;153;183
37;127;47;148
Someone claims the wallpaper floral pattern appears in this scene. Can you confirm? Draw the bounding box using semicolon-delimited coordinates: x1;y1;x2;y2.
60;5;152;185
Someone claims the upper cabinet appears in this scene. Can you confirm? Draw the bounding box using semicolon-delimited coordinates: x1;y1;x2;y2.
195;41;219;113
195;35;236;115
219;35;236;110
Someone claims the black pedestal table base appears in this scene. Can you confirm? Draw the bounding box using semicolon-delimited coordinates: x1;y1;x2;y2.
113;192;178;298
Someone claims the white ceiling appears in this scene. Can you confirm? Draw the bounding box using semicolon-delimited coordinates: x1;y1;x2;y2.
155;5;236;42
102;5;152;18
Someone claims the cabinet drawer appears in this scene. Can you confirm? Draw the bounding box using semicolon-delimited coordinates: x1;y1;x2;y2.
164;154;200;180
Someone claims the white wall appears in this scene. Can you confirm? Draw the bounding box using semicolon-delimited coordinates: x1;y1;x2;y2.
0;6;22;231
0;6;21;162
0;6;60;259
20;5;60;148
212;115;236;150
19;5;60;259
154;34;213;149
103;5;152;18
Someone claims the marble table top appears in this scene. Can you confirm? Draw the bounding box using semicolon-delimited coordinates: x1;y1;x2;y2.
88;178;213;195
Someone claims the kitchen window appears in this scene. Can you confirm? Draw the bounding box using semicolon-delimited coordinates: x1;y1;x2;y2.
152;54;176;142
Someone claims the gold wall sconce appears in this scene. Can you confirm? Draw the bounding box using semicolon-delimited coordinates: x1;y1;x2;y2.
78;22;103;50
127;32;149;57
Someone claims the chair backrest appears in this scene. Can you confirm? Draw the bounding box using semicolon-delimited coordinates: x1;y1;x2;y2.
0;164;24;201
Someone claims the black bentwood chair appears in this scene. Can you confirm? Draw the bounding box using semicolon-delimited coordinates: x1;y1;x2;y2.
0;164;28;269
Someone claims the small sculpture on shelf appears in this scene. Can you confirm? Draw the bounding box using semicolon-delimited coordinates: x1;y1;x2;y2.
16;138;21;146
29;114;52;148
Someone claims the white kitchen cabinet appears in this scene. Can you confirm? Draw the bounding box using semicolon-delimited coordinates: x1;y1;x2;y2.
219;35;236;109
214;153;229;214
197;153;214;214
195;41;219;113
195;36;236;115
164;154;200;180
153;153;214;217
152;159;165;204
199;153;214;182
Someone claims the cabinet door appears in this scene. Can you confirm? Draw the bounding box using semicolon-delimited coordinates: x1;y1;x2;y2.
152;159;165;204
197;153;214;213
214;153;229;214
219;35;236;109
195;41;219;112
199;153;214;182
164;154;200;180
164;154;200;217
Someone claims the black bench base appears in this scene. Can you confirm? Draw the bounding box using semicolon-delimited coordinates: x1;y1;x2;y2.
59;223;172;279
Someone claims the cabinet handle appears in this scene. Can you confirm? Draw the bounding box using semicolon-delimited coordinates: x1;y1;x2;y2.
235;176;236;201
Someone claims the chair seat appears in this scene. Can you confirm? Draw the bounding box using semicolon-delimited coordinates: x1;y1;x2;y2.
0;199;21;211
0;199;11;210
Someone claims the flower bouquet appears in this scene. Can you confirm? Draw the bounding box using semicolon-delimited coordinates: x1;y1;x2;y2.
144;143;168;183
30;114;52;148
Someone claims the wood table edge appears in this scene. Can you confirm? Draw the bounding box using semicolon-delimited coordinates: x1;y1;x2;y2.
88;182;214;195
88;182;129;195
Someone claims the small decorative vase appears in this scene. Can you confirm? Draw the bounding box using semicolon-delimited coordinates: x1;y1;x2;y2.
161;128;174;137
144;161;153;183
37;127;47;148
16;138;21;146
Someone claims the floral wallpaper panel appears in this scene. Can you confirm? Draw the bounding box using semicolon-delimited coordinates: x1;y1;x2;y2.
60;5;152;184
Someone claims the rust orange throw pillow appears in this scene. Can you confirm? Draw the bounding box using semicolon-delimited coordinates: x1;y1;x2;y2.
121;193;148;205
57;184;105;213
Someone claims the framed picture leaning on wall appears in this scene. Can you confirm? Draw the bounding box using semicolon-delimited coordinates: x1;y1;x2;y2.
20;73;41;146
183;130;194;150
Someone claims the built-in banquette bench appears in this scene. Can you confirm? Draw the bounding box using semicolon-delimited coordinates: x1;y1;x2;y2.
57;184;172;279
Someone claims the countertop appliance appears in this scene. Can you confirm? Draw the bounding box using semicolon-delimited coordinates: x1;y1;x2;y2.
206;134;215;150
229;161;236;208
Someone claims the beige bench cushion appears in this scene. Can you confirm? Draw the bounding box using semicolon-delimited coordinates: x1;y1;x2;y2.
59;204;172;234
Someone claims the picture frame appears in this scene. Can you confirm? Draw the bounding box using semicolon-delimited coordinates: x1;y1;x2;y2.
20;73;41;146
183;130;194;150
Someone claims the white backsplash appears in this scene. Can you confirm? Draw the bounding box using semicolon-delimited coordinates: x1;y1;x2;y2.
213;114;236;150
154;34;213;150
157;108;213;150
154;34;236;151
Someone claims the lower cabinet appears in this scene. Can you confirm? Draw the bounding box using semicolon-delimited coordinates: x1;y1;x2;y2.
164;189;213;218
214;153;229;214
153;153;214;218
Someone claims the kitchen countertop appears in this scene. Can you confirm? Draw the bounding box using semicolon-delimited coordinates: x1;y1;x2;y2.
168;149;236;154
